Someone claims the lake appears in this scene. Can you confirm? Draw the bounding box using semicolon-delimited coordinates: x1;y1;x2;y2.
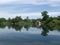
0;25;60;45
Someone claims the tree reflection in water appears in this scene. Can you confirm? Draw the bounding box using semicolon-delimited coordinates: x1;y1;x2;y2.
41;25;49;36
24;25;30;31
11;24;23;31
0;24;60;36
0;24;6;29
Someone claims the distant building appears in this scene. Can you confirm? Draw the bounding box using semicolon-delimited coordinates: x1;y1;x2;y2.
36;20;41;27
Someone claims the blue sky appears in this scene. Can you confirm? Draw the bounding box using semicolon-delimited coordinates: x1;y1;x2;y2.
0;0;60;19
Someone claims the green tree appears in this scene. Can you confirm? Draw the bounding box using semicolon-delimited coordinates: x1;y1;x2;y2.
24;16;29;22
15;16;22;22
7;18;12;23
11;16;22;24
0;18;6;24
58;16;60;20
41;11;49;21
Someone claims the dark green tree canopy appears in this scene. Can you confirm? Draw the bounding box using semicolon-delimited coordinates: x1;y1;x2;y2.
41;11;49;21
41;11;48;16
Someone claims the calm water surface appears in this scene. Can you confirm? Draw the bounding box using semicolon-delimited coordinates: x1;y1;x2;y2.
0;26;60;45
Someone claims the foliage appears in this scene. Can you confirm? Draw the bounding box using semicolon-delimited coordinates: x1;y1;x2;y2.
0;11;59;28
41;11;60;27
41;11;49;21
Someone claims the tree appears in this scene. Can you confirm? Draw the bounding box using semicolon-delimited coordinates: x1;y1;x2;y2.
7;18;11;23
15;16;22;22
0;18;6;24
58;16;60;20
41;11;49;21
24;16;29;22
11;16;22;24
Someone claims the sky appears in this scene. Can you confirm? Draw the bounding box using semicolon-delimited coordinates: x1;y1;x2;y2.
0;0;60;19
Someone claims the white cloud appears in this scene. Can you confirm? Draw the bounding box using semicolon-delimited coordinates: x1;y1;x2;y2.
0;0;15;4
0;0;60;7
0;12;60;19
0;0;46;5
0;12;41;19
47;0;60;7
48;12;60;17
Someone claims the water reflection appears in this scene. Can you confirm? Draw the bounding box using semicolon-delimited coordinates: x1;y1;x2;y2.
11;24;23;31
41;25;49;36
24;25;31;31
41;25;60;36
0;24;6;29
0;24;60;45
0;24;60;36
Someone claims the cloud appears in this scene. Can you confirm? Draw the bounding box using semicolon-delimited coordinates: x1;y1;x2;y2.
48;12;60;17
47;0;60;7
0;0;60;19
0;0;15;4
0;12;60;19
0;0;45;5
0;12;41;19
0;0;60;7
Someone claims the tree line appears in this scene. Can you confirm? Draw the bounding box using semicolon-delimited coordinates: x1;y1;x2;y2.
0;11;60;27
